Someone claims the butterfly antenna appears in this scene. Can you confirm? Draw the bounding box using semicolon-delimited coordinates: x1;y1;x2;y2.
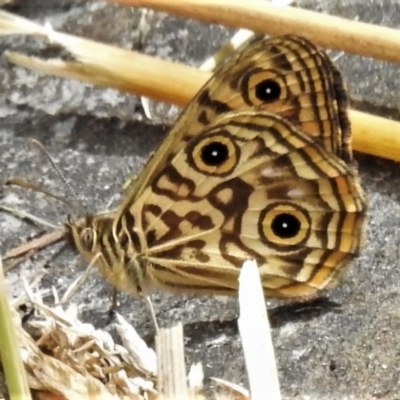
0;204;60;229
30;139;87;214
5;178;85;215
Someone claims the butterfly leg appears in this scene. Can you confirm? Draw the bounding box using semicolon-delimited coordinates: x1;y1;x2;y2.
111;288;119;310
60;252;102;304
145;295;160;335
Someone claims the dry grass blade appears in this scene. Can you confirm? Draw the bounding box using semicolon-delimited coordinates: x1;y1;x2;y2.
3;48;200;107
0;7;47;35
109;0;400;65
187;363;205;399
155;323;189;399
0;10;399;162
114;313;157;377
0;256;32;399
238;260;281;400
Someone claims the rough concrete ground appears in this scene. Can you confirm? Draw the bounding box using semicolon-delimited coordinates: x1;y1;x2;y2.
1;0;400;399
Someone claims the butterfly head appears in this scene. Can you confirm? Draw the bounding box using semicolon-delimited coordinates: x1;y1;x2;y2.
66;213;149;297
66;214;113;270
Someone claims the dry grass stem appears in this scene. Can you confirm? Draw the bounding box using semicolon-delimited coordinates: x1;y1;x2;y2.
0;10;398;161
0;10;200;106
109;0;400;65
0;256;32;399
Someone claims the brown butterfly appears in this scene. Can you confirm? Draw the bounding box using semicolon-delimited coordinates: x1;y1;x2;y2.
65;34;365;299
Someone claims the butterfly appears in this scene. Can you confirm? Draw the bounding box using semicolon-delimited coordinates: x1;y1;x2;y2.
68;34;366;299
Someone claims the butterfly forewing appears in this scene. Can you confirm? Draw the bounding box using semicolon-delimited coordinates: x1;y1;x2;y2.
127;35;352;204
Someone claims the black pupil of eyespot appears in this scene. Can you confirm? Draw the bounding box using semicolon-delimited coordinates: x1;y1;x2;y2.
201;141;229;166
255;79;281;102
271;213;301;239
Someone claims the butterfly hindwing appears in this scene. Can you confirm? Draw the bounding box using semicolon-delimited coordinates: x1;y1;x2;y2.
126;111;364;298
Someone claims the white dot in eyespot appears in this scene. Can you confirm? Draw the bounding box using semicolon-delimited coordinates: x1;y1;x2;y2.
287;188;304;197
261;167;281;178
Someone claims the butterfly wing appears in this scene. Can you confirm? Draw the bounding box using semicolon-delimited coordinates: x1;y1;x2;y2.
128;34;352;204
70;36;364;299
125;111;365;298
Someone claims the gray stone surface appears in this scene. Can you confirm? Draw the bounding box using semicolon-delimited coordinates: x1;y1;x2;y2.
1;0;400;399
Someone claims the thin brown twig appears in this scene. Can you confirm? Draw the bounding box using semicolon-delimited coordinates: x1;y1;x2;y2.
4;230;66;260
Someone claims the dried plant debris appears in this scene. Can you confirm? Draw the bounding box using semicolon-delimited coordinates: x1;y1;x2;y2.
12;286;156;399
5;269;277;400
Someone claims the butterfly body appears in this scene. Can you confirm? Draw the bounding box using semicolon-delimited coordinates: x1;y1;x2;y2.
69;35;366;300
